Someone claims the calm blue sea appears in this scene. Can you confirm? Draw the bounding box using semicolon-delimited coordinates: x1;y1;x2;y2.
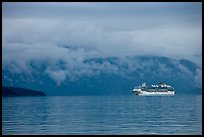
2;95;202;135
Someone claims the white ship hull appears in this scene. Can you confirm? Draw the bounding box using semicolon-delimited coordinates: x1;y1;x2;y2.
132;89;175;96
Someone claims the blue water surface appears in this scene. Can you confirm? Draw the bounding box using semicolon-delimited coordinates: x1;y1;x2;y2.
2;94;202;135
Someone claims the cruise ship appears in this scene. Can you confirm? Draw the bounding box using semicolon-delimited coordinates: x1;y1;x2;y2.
132;82;175;96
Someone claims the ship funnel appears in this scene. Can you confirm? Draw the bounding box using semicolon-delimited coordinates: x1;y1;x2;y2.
142;83;146;87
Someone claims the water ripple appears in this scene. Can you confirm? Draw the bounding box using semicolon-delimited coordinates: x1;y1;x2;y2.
2;95;202;135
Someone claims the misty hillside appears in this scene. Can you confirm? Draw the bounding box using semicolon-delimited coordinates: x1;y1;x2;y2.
2;56;202;95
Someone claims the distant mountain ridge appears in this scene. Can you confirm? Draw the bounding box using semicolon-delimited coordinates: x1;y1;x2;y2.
2;56;202;95
2;87;46;96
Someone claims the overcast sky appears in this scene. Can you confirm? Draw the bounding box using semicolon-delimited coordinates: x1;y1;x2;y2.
3;2;202;59
2;2;202;85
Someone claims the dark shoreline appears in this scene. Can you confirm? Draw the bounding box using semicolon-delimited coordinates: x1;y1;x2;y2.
2;86;46;97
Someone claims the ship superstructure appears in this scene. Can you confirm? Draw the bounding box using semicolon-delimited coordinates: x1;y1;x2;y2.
132;82;175;96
